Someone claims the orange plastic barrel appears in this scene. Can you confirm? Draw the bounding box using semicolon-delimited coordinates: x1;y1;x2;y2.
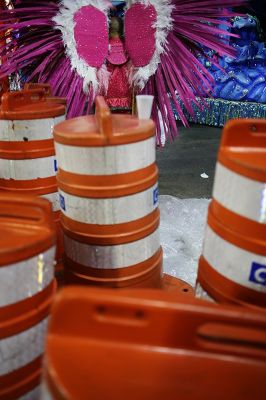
54;96;162;288
196;119;266;309
0;89;66;272
42;286;266;400
24;83;67;106
0;194;56;400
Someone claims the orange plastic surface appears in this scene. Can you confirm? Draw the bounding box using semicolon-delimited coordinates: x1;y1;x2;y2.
208;202;266;255
44;286;266;400
0;89;65;119
24;83;67;105
0;139;55;160
54;96;155;146
218;119;266;182
24;83;52;96
57;163;158;198
0;193;56;266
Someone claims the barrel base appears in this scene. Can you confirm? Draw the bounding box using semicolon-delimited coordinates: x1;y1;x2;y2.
197;256;266;312
64;248;163;289
162;274;194;296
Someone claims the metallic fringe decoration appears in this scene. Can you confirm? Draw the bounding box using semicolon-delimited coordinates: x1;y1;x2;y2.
174;98;266;127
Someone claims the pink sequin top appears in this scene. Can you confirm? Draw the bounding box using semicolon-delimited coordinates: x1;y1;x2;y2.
105;37;132;109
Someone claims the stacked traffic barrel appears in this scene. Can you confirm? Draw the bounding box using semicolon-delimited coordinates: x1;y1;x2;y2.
54;96;162;288
196;119;266;310
0;89;66;271
0;194;56;400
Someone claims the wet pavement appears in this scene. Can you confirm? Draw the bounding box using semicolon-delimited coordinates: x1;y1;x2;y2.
157;124;222;198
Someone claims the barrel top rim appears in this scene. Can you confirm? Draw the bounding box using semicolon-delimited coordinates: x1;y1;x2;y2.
54;114;156;147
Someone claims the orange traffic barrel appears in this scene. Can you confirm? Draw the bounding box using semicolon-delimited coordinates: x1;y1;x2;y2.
212;119;266;239
0;194;56;400
196;119;266;309
42;286;266;400
24;83;67;106
196;203;266;309
0;89;66;272
54;96;162;288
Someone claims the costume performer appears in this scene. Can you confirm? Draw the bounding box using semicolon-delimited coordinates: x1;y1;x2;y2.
0;0;245;144
105;16;132;112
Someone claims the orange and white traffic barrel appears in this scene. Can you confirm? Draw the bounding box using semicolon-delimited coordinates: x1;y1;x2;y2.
196;119;266;309
212;119;266;239
0;194;56;400
0;89;66;272
54;96;162;288
197;203;266;308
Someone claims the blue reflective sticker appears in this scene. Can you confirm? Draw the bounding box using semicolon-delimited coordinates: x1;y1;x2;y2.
54;159;58;172
153;187;159;205
249;262;266;286
59;194;66;211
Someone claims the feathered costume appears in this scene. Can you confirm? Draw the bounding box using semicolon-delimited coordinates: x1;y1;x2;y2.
0;0;245;144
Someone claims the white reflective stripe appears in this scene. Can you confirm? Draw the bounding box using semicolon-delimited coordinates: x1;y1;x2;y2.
203;225;266;292
59;183;158;225
65;229;160;269
213;162;266;223
195;283;216;303
55;136;156;175
0;156;57;180
0;318;48;376
20;386;41;400
40;382;53;400
0;246;55;307
41;192;60;212
0;115;65;141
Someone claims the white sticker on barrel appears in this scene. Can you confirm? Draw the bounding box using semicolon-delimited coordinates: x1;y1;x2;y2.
41;192;60;212
20;385;42;400
213;162;266;224
59;183;158;225
0;246;55;307
203;225;266;292
40;382;53;400
0;318;48;376
0;156;57;180
64;229;160;269
0;115;65;142
55;136;156;175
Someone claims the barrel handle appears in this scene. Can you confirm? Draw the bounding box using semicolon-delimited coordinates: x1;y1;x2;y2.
48;287;266;358
0;194;53;228
24;83;52;96
1;89;46;112
221;119;266;148
95;96;113;143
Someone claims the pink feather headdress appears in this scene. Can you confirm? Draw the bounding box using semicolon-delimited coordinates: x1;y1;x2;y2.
0;0;245;144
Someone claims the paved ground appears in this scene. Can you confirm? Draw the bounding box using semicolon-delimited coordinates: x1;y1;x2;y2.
157;124;222;198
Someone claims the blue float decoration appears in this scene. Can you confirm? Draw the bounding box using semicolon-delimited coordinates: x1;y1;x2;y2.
175;14;266;126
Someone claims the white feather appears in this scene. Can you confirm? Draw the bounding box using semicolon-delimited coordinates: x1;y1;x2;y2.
127;0;173;90
53;0;110;95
